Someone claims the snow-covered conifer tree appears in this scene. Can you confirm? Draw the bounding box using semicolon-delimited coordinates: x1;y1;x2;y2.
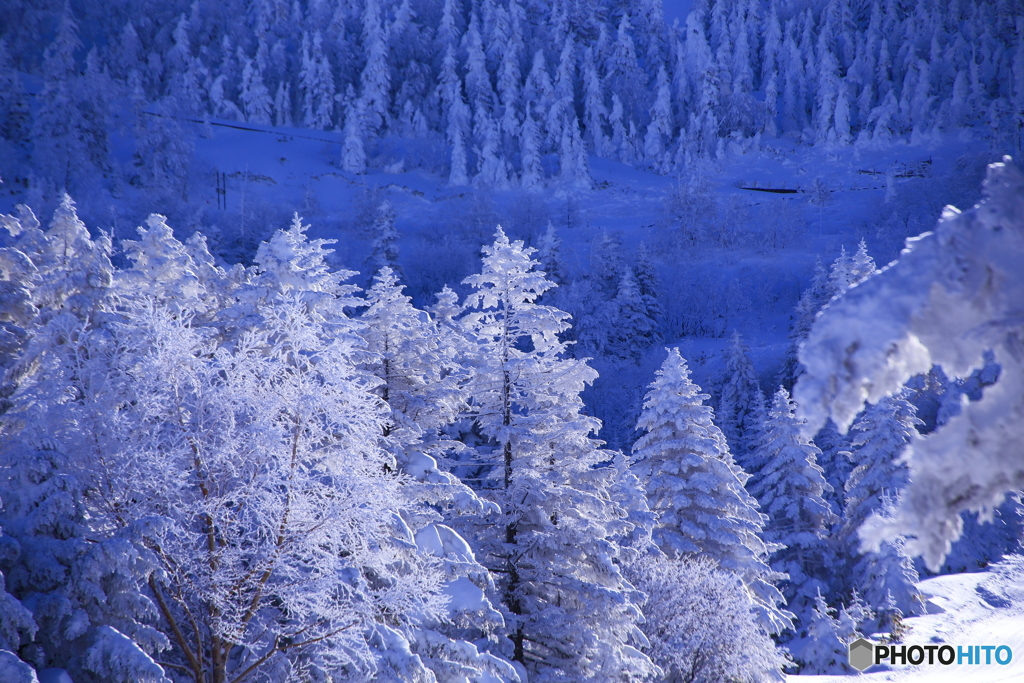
633;242;662;338
358;267;517;683
607;271;656;362
644;65;673;170
718;332;763;461
343;88;368;174
558;116;590;189
366;200;401;278
751;387;838;620
31;6;89;191
460;227;655;682
519;108;543;190
800;590;850;674
439;46;471;186
536;222;563;286
633;348;792;636
359;0;390;136
239;54;272;125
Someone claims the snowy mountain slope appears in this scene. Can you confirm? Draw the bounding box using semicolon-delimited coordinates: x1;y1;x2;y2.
172;113;995;401
789;555;1024;682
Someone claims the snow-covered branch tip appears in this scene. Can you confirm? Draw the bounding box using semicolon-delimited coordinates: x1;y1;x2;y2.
794;156;1024;570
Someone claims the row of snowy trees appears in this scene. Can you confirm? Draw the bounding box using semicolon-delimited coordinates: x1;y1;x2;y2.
1;196;795;682
5;0;1024;195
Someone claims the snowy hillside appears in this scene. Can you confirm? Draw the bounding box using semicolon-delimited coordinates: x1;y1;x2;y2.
791;555;1024;683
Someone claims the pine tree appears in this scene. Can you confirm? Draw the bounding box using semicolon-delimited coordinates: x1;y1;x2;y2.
439;46;471;186
633;349;793;636
607;271;656;361
558;116;590;189
358;267;516;683
718;332;762;460
751;387;838;620
459;227;656;682
342;87;368;174
633;242;662;339
239;53;272;125
366;200;401;277
800;590;850;674
359;0;390;136
644;64;673;170
581;47;610;157
536;221;564;286
31;5;89;191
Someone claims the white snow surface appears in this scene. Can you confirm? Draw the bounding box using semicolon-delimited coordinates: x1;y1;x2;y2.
788;554;1024;683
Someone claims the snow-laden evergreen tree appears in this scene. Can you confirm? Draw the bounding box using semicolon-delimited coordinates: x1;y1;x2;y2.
644;64;673;171
631;556;788;683
717;332;762;462
366;200;401;277
239;53;272;125
536;221;564;286
31;5;90;192
0;200;171;683
632;241;662;339
343;89;368;174
358;267;517;683
558;116;591;189
800;590;850;674
751;387;838;623
459;227;656;682
439;45;471;186
840;395;919;549
359;0;390;136
632;348;792;637
607;271;656;362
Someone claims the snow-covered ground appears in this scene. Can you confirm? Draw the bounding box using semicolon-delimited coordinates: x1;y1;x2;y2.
790;555;1024;682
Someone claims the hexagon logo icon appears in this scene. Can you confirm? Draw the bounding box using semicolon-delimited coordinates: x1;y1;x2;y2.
849;638;874;672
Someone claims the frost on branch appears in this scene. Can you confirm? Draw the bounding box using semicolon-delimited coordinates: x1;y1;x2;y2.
795;157;1024;570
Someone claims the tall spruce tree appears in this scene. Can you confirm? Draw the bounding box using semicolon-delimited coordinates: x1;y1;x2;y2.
632;348;793;637
459;227;655;682
751;387;838;624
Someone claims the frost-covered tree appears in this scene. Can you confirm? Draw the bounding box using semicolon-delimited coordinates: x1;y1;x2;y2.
343;89;368;174
717;332;762;461
439;46;471;186
607;271;656;362
358;267;517;683
840;395;919;548
0;199;172;683
633;242;662;339
366;200;400;276
460;227;655;682
800;590;850;674
796;157;1024;571
31;6;90;191
239;54;272;125
644;65;673;170
631;556;788;683
751;387;838;621
633;348;792;636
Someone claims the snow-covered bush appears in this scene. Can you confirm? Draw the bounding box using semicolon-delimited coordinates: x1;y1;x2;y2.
631;556;788;683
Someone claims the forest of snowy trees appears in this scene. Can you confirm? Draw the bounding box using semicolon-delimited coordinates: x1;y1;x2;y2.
3;0;1024;201
2;0;1024;682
